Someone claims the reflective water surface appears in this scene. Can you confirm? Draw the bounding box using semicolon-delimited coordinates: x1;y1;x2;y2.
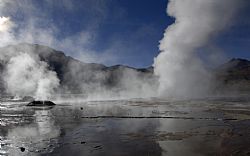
1;97;250;156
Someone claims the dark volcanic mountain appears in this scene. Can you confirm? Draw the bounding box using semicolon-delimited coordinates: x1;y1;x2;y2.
0;43;157;96
215;58;250;93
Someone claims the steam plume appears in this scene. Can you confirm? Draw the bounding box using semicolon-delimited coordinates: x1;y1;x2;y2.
154;0;242;98
0;16;14;32
3;52;59;100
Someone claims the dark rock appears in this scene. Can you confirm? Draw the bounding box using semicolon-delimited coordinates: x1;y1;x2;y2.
27;100;56;106
94;145;102;149
20;147;25;152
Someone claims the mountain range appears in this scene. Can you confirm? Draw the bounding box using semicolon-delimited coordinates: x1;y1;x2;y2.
0;43;157;97
0;43;249;96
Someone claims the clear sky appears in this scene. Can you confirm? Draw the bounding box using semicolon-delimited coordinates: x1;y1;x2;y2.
0;0;250;68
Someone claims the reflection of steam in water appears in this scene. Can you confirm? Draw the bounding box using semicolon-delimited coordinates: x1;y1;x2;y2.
157;119;226;156
1;98;249;155
1;108;60;155
35;109;59;135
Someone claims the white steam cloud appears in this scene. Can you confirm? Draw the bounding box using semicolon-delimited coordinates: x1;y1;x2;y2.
0;0;119;65
0;0;157;101
3;52;59;100
0;16;14;32
0;8;60;100
154;0;242;98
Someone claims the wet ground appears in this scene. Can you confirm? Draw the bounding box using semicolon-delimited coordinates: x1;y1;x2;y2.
1;96;250;156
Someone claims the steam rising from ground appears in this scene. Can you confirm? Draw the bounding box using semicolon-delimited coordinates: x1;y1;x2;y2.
0;1;157;100
3;53;59;100
1;0;244;101
154;0;242;98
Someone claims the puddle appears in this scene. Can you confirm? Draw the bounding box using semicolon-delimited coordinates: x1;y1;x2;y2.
0;97;250;155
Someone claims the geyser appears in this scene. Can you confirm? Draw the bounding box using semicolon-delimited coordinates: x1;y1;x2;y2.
3;52;59;100
153;0;242;98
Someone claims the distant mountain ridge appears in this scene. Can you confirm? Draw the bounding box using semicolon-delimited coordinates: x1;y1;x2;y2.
218;58;250;71
0;43;157;96
215;58;250;93
0;43;249;96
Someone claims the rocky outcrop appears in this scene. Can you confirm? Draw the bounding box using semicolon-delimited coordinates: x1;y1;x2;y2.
27;100;56;106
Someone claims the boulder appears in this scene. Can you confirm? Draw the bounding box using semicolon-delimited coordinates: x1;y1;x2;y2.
27;100;56;106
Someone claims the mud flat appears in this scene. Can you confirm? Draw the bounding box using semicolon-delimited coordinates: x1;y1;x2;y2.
0;97;250;156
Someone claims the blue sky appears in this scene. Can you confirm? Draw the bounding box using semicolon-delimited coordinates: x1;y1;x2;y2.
0;0;250;68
